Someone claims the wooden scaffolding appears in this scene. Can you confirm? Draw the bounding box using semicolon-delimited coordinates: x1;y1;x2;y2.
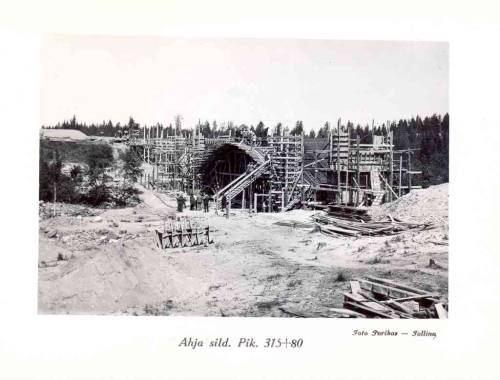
127;119;419;212
128;125;206;192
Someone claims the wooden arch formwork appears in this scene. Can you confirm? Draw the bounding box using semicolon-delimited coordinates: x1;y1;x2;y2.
199;143;269;207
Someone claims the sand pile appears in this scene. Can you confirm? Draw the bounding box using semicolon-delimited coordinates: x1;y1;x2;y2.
370;183;448;226
38;237;188;314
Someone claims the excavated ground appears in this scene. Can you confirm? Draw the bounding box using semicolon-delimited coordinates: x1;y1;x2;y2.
38;184;448;316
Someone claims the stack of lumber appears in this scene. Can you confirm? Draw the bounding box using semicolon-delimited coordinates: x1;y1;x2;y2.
326;205;371;222
304;202;328;210
343;276;447;319
312;212;432;237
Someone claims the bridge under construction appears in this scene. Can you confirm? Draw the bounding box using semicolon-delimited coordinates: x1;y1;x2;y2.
127;120;421;216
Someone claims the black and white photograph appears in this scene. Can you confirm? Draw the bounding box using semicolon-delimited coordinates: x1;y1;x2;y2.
38;35;449;318
3;1;500;379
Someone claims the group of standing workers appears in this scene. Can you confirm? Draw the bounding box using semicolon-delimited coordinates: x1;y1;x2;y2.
177;192;275;214
176;192;211;213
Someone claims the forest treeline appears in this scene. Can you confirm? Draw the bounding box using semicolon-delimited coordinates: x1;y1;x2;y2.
42;113;449;184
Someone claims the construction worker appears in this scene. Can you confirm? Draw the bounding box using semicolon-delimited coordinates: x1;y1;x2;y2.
242;125;251;144
190;193;195;210
197;193;202;210
245;163;255;175
251;130;257;145
176;194;186;212
203;193;210;212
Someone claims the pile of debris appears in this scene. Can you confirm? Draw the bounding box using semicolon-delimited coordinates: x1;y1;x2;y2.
370;183;448;225
343;276;448;319
39;201;101;220
311;212;433;237
326;205;372;222
279;276;447;319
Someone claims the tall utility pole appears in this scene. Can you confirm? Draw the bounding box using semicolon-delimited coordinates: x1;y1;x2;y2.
143;126;146;161
53;183;57;217
356;136;360;206
371;119;375;144
388;124;394;203
347;123;351;205
337;118;341;204
398;155;402;197
192;131;195;194
52;151;57;217
300;131;304;202
407;148;412;192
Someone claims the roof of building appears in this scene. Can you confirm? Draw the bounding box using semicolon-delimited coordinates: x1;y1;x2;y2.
40;129;88;140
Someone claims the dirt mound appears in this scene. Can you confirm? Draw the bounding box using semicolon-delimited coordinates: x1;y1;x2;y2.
370;183;448;226
38;237;180;314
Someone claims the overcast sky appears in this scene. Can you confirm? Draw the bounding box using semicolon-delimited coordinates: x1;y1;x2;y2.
41;35;448;131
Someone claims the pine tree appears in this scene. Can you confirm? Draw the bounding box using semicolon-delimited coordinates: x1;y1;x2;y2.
119;148;142;183
255;121;267;138
291;120;304;136
273;123;282;136
317;122;330;138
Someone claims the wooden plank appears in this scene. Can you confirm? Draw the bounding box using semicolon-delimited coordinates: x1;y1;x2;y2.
365;276;429;295
279;306;360;318
343;301;397;319
384;300;414;315
358;290;395;312
350;281;361;295
382;293;440;303
154;230;163;249
344;292;394;314
365;301;393;313
317;224;361;236
343;292;366;303
355;278;418;299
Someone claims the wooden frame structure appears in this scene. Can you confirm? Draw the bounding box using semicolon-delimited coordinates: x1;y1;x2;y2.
303;119;397;207
129;125;206;192
127;119;419;214
154;218;214;249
